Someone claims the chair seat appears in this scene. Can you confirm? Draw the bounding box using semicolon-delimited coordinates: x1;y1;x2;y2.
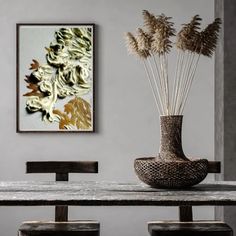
148;221;233;236
18;221;100;236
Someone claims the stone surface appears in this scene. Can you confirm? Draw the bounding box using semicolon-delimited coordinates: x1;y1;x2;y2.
0;181;236;206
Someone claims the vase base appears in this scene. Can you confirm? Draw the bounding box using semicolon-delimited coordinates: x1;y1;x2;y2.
134;157;208;189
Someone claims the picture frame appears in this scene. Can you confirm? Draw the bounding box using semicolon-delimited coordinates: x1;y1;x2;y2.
16;23;95;133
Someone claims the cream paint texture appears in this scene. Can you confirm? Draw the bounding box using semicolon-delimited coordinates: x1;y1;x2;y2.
0;0;214;235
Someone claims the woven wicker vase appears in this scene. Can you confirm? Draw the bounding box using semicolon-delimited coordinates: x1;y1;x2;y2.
134;115;208;189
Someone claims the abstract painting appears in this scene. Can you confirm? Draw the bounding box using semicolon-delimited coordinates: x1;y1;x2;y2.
17;24;95;132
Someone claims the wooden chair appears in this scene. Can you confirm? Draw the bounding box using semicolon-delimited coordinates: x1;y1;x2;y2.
18;161;100;236
148;161;233;236
148;221;233;236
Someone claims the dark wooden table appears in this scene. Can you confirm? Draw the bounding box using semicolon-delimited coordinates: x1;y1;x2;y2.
0;181;236;206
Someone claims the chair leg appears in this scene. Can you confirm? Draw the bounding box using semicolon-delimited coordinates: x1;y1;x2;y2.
179;206;193;222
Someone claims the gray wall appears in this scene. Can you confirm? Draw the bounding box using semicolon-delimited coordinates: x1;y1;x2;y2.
215;0;236;231
0;0;215;236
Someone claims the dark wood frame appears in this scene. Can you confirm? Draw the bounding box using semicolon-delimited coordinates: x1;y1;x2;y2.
16;23;96;133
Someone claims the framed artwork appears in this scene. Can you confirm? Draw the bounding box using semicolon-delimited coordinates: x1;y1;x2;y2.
16;24;95;132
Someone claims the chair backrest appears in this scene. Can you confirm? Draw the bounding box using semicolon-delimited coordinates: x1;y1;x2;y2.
207;161;221;174
26;161;98;222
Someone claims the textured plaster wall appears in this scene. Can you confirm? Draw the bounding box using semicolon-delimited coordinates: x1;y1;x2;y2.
0;0;214;236
215;0;236;231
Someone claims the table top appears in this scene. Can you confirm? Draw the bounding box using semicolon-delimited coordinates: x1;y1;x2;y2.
0;181;236;206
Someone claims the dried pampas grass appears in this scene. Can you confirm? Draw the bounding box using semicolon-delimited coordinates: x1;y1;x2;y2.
142;10;158;34
176;15;202;52
125;10;221;116
125;32;150;59
151;14;175;54
197;18;221;57
136;28;151;51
